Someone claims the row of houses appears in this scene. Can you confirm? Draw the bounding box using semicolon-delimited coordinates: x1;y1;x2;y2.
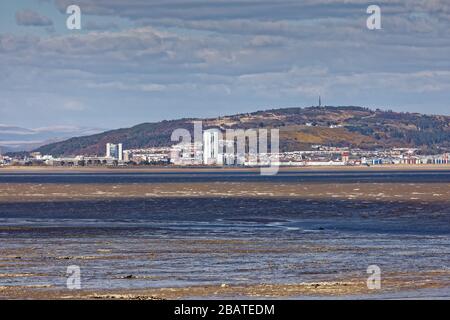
1;141;449;168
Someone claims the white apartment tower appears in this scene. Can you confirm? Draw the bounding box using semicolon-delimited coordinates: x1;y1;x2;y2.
106;143;112;158
203;130;223;165
118;143;123;161
106;143;123;161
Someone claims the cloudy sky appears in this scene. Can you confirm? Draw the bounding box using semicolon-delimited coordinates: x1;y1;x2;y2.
0;0;449;130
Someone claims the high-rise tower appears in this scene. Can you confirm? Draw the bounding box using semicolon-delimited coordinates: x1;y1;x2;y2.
203;130;223;165
106;143;124;160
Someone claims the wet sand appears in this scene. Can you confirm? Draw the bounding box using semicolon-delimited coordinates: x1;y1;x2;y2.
0;182;449;203
0;170;449;300
1;270;449;299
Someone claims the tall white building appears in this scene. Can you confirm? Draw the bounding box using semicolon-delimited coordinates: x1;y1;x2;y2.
203;130;223;165
118;143;123;161
106;143;123;161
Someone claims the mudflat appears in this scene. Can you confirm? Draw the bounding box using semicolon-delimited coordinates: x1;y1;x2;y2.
0;170;449;299
0;181;449;202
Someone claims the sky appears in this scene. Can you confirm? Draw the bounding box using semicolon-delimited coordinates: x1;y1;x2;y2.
0;0;449;131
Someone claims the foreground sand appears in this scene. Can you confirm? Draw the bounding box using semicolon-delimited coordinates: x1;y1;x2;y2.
1;270;449;299
0;168;448;299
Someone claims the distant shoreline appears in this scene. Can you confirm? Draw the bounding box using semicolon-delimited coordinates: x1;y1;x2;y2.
1;164;450;173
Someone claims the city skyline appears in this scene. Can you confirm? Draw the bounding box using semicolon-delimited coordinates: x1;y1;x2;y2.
1;0;449;132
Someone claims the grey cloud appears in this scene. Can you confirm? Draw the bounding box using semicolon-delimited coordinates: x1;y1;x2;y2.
49;0;450;59
51;0;450;21
84;20;120;31
0;34;39;52
15;9;53;27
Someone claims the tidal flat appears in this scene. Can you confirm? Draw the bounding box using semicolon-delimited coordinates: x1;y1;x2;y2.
0;169;449;299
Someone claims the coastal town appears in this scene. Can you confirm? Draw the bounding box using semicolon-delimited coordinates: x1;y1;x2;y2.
1;138;449;168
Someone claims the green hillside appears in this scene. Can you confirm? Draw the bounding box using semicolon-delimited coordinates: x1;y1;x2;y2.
36;106;450;156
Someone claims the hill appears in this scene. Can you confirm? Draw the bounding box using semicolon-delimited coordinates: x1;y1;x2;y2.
36;106;450;156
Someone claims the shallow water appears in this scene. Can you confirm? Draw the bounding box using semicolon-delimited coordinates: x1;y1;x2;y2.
1;169;450;183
